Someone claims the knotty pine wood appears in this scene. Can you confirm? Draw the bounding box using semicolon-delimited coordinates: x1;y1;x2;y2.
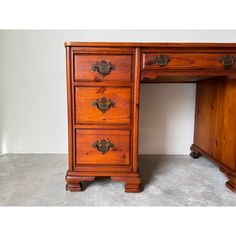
74;54;132;82
71;46;134;54
194;79;236;170
143;53;236;70
66;47;73;171
141;70;236;83
75;87;131;125
65;42;236;49
132;48;141;173
65;45;141;192
75;129;130;166
192;78;236;191
65;42;236;193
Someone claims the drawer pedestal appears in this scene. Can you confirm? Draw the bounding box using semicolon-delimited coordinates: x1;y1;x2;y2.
65;45;141;192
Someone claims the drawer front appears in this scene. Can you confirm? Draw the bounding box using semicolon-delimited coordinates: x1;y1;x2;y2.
143;53;236;70
74;55;132;82
75;87;131;125
75;129;130;165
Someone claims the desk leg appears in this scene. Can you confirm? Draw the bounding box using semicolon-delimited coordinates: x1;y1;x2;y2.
190;144;201;159
65;175;95;191
111;175;142;193
220;167;236;192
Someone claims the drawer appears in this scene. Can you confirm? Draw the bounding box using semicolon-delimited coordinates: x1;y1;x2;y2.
143;53;236;70
75;87;131;125
74;54;132;82
75;129;130;165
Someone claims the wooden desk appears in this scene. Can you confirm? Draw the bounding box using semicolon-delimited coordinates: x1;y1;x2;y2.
65;42;236;193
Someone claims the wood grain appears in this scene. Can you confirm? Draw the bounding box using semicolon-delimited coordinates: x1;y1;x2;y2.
74;54;132;82
213;80;236;169
75;87;131;125
143;53;236;70
141;70;236;82
194;79;236;170
65;42;236;49
194;80;218;156
66;42;236;193
75;129;130;166
132;48;141;173
65;47;73;171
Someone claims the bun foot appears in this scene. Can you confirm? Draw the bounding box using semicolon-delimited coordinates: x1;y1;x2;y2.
190;144;201;159
125;184;142;193
65;175;95;192
66;183;82;191
190;151;201;159
225;180;236;192
111;176;142;193
220;167;236;192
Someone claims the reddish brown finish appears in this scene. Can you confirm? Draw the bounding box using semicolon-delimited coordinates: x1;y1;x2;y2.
65;42;236;49
66;42;236;193
75;129;130;166
192;78;236;191
66;47;73;171
193;79;236;169
141;70;236;83
72;47;134;54
220;167;236;192
74;54;132;82
193;80;218;157
143;53;236;71
111;176;142;193
132;48;141;173
73;81;132;87
65;175;95;192
75;87;131;125
65;45;141;192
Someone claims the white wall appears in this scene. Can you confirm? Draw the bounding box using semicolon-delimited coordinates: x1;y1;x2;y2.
139;84;195;154
0;30;236;154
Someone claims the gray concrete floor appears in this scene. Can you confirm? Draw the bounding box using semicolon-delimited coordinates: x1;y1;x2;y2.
0;154;236;206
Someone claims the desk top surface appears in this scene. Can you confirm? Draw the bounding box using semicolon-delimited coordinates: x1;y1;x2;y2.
65;42;236;48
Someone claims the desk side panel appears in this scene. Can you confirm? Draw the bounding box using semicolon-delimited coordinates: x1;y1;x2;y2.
194;79;236;170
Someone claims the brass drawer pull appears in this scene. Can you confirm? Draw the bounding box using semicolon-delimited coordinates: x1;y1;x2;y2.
92;97;115;113
92;60;115;77
93;139;115;154
219;55;235;69
148;55;169;67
